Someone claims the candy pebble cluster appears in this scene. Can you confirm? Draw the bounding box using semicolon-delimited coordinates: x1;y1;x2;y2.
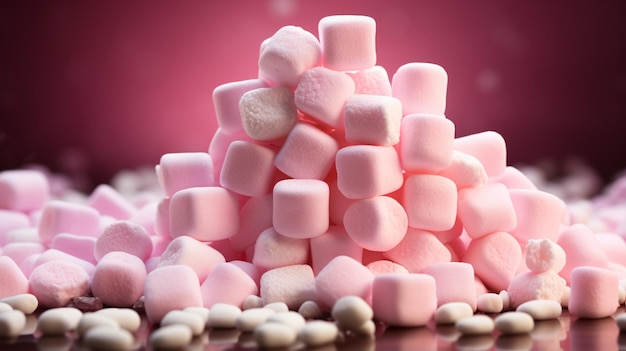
2;14;626;350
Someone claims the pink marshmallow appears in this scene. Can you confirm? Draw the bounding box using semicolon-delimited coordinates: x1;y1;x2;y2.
219;141;276;197
229;260;262;287
524;238;566;273
328;178;355;226
336;145;404;199
557;223;610;284
156;152;214;198
86;184;136;220
506;271;567;309
372;273;437;327
154;197;170;238
94;220;153;262
462;231;522;292
230;194;273;252
403;174;457;231
568;266;619;319
252;227;309;270
29;259;90;308
344;94;402;146
91;251;147;307
201;262;258;309
489;166;538;190
315;255;374;308
129;201;158;236
169;186;239;242
391;62;448;116
259;25;321;87
213;78;268;134
595;232;626;267
383;229;451;273
508;189;567;244
0;169;49;212
0;210;30;246
318;15;376;71
346;66;392;96
239;86;298;141
457;183;517;239
400;114;455;173
144;265;203;323
310;225;363;275
294;67;355;129
208;128;252;182
454;131;507;177
366;260;409;275
424;262;477;310
33;249;96;277
437;151;488;189
38;200;101;246
272;179;329;239
0;256;29;299
274;123;339;180
158;235;226;282
343;196;408;251
1;242;45;267
260;264;317;310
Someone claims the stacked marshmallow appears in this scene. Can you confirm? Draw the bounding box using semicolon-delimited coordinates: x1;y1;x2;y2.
0;15;625;338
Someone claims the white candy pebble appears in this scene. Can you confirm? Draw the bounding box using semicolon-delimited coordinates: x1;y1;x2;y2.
266;311;307;333
254;322;298;349
516;299;562;320
455;315;495;335
0;303;12;313
83;325;135;351
499;290;511;311
299;320;339;347
0;310;26;338
0;294;39;315
620;285;626;305
235;308;275;332
149;324;193;350
263;302;289;314
183;306;210;325
434;302;474;325
494;312;535;334
77;313;119;336
331;295;373;331
161;310;206;336
208;303;242;329
37;307;83;336
298;300;323;320
242;295;263;310
477;293;504;314
95;308;141;332
353;319;377;336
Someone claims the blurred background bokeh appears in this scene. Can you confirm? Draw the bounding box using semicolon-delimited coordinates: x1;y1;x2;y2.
2;0;625;190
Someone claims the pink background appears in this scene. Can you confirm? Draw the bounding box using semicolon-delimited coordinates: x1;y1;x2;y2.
2;0;625;187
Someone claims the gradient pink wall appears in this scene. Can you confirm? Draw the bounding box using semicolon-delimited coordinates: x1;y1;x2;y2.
2;0;625;187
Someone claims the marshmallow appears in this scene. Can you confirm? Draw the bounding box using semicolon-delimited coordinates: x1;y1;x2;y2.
0;210;30;246
508;189;567;244
372;273;437;327
596;232;626;267
144;265;203;323
38;200;101;246
201;262;258;308
557;223;610;284
33;249;96;277
272;179;329;239
391;62;448;116
29;260;90;308
315;255;374;308
230;194;273;252
260;264;317;310
525;238;566;273
457;183;517;239
344;94;402;146
336;145;404;199
506;271;567;309
86;184;136;220
437;151;488;189
252;227;309;270
318;15;376;71
213;79;268;135
328;178;355;225
403;174;457;231
158;235;226;282
1;242;45;267
569;266;619;319
156;152;214;198
219;141;276;197
239;86;298;141
94;220;153;261
208;128;252;181
454;131;507;177
424;262;477;310
400;114;455;173
489;166;538;190
0;256;29;299
91;251;147;307
383;229;451;273
310;225;363;275
0;169;49;212
366;260;410;275
346;66;392;96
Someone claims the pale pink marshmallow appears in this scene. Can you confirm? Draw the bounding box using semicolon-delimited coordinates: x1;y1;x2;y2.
213;79;268;134
596;232;626;267
315;255;375;308
33;249;96;277
424;262;477;310
274;123;339;180
252;227;309;270
154;197;170;238
432;217;463;244
346;66;392;96
229;195;273;253
0;169;49;212
462;231;522;292
508;189;567;244
239;86;298;141
5;227;39;244
207;239;243;262
344;94;402;146
201;262;258;309
391;62;448;116
86;184;136;220
0;256;29;298
157;236;226;282
366;260;409;275
129;201;158;236
38;200;100;246
403;174;457;231
144;265;203;323
1;242;45;267
372;273;437;327
328;178;355;226
169;186;239;241
400;114;455;173
0;210;30;246
569;266;619;319
208;128;252;182
457;183;517;239
383;229;451;273
229;260;262;287
525;238;566;273
343;196;408;251
219;141;276;197
294;67;355;128
260;264;317;310
336;145;404;199
454;131;507;177
91;251;147;307
19;254;39;278
506;271;567;309
94;220;153;262
318;15;376;71
156;152;214;198
272;179;329;239
437;151;488;189
310;226;363;275
557;224;610;284
489;166;538;190
29;259;90;308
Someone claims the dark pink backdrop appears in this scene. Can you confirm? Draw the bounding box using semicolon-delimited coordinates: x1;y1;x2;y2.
2;0;625;188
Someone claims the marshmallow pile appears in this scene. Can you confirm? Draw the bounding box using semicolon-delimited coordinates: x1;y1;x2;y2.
2;13;626;349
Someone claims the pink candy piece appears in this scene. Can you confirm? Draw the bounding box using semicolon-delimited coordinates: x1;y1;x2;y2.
86;184;136;220
274;123;339;180
400;114;455;173
454;131;507;177
557;223;609;284
372;273;437;327
239;86;298;141
33;249;96;277
383;229;451;273
0;169;49;212
391;62;448;116
0;256;29;299
272;179;329;239
144;265;204;323
208;128;253;182
156;152;214;198
91;251;147;307
506;270;567;309
343;196;408;251
0;210;30;246
568;266;619;319
260;264;317;310
328;178;355;226
596;232;626;267
213;79;268;135
219;141;276;197
525;238;566;273
154;197;170;238
336;145;404;200
437;151;488;189
169;186;239;242
201;262;258;309
252;227;309;270
38;200;101;246
2;242;45;267
230;194;273;252
366;260;409;275
94;220;153;262
462;231;522;292
344;94;402;146
315;255;374;308
457;183;517;239
259;25;322;87
29;259;90;308
489;166;538;190
157;236;226;282
318;15;376;71
508;189;567;244
347;66;392;96
310;226;363;275
424;262;477;310
403;174;457;231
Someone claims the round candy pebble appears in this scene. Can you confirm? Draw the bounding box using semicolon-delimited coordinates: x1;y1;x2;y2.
331;295;373;331
254;322;298;349
95;308;141;332
494;312;534;335
236;308;275;332
273;179;329;239
266;311;307;334
91;251;147;307
298;301;323;320
29;260;90;308
0;294;38;315
208;303;242;329
434;302;474;325
299;320;339;347
476;293;504;314
83;325;135;351
516;299;562;320
149;324;193;350
37;307;83;336
525;238;566;273
0;310;26;338
263;302;289;314
161;310;205;336
455;315;494;335
76;313;119;336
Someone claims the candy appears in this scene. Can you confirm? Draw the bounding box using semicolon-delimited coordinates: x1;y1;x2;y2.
344;94;402;146
36;307;83;336
318;15;376;71
207;303;242;329
251;227;309;270
38;200;100;246
331;295;373;331
200;262;258;308
219;141;276;197
94;220;153;261
149;324;193;350
494;311;535;335
94;308;141;332
29;260;90;308
83;326;135;350
259;264;316;310
434;302;474;325
0;170;49;212
516;299;562;320
299;320;339;347
0;310;26;338
457;183;517;239
0;294;38;315
235;307;275;332
156;152;215;198
157;235;225;282
455;315;495;335
463;231;522;292
91;251;147;307
568;266;619;319
403;174;457;231
160;310;205;336
76;313;119;336
391;62;448;116
239;86;298;141
310;225;362;275
272;178;329;239
372;273;437;327
254;322;298;349
213;79;268;135
143;265;203;323
424;262;477;310
315;255;374;308
86;184;136;220
400;114;455;173
0;256;29;299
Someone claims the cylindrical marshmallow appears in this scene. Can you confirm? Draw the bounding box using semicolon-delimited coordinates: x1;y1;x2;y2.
569;266;619;319
156;152;214;198
272;179;329;239
506;271;567;309
0;256;29;299
91;251;147;307
260;264;317;310
213;79;268;134
343;196;408;251
318;15;376;71
424;262;477;310
310;226;363;275
344;94;402;146
457;183;517;239
239;86;298;141
94;220;153;262
219;141;276;197
383;229;451;273
38;200;101;246
252;227;309;270
372;273;437;327
508;189;567;243
403;174;457;231
400;114;455;173
29;260;90;308
0;170;49;212
347;66;392;96
157;235;226;282
391;62;448;116
315;255;374;308
86;184;136;220
201;262;258;308
557;223;610;284
144;265;204;323
454;131;507;177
